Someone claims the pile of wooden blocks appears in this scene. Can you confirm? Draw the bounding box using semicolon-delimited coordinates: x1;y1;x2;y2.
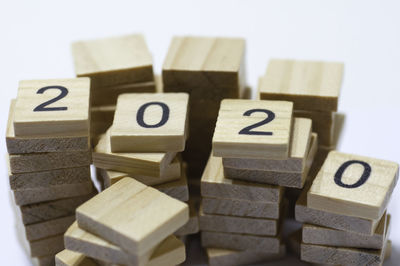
162;36;247;180
294;151;398;265
71;34;157;146
6;78;95;264
56;177;189;266
199;98;317;265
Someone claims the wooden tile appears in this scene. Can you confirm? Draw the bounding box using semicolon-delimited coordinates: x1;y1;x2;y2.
308;151;399;219
91;105;115;124
295;109;334;146
201;231;281;252
222;117;312;172
56;249;97;266
110;93;189;152
302;213;390;249
76;177;188;255
25;215;75;241
174;198;199;236
201;153;283;202
32;255;56;266
29;234;65;257
93;130;179;178
72;34;154;87
258;59;344;112
212;99;293;159
13;78;90;137
154;168;189;202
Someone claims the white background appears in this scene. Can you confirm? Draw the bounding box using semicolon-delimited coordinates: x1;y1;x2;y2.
1;0;400;265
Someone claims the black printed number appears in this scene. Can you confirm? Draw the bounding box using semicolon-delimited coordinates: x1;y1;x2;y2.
136;102;170;128
33;86;68;112
239;109;275;136
334;160;371;188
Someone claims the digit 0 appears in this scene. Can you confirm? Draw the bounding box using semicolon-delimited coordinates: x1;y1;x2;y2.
136;101;170;128
334;160;372;188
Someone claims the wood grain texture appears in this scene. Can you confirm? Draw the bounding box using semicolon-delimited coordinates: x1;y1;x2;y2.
212;99;293;159
24;215;75;241
28;234;65;257
72;34;154;87
154;168;189;202
259;59;344;112
110;93;189;152
13;78;90;137
308;151;399;219
174;197;199;236
76;177;188;255
222;117;312;172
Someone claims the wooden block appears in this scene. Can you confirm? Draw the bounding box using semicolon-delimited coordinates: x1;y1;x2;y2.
20;194;94;225
13;78;90;137
9;150;91;174
175;197;200;236
154;74;163;93
32;255;56;266
212;99;293;159
222;117;312;172
295;181;381;235
258;59;344;112
302;213;390;249
29;234;65;257
76;177;189;255
308;151;399;219
25;215;75;241
154;169;189;202
223;132;318;188
56;249;98;266
201;231;281;252
201;153;283;202
72;34;154;87
295;109;334;146
110;93;189;152
91;105;115;124
206;245;285;266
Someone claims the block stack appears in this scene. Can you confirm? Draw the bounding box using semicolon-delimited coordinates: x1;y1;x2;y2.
162;36;247;180
56;177;189;266
199;99;317;265
295;151;398;265
71;34;156;146
6;78;95;265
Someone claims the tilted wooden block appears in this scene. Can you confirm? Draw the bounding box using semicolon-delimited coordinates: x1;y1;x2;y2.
110;93;189;152
13;78;90;137
24;215;75;241
56;249;98;266
201;154;283;202
213;99;293;159
223;117;312;173
174;197;199;236
93;130;179;178
308;151;399;219
72;34;154;87
28;234;65;257
302;213;390;249
76;177;189;255
259;59;344;112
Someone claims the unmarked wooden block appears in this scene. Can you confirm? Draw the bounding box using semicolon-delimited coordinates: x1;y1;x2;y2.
302;213;390;249
93;130;179;178
76;177;188;255
308;151;399;219
72;34;154;87
201;153;283;202
110;93;189;152
223;117;312;172
32;255;56;266
174;197;199;236
213;99;293;159
25;215;75;241
13;78;90;137
259;59;344;112
154;169;189;202
56;249;97;266
29;234;65;257
201;231;281;252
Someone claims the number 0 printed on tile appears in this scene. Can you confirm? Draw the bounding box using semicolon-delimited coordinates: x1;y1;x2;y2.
212;99;293;159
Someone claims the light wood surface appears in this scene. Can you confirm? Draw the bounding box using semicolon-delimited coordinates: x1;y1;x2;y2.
259;59;344;112
201;153;283;202
13;78;90;137
110;93;189;152
56;249;97;266
72;34;154;87
308;151;399;219
76;177;188;255
24;215;75;241
213;99;293;159
174;197;199;236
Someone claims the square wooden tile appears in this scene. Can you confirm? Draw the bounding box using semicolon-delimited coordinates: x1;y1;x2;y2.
308;151;399;219
24;215;75;241
110;93;189;152
212;99;293;159
13;78;90;137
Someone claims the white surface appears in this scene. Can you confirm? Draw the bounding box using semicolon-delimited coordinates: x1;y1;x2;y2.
1;0;400;265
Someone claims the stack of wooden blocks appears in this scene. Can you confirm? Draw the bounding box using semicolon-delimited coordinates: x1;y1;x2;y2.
71;34;156;146
199;99;317;265
6;78;94;265
295;151;398;265
162;36;247;180
56;177;189;266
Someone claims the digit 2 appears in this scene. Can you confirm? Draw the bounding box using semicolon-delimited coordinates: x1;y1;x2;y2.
334;160;372;188
136;102;170;128
239;109;275;136
33;86;68;112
